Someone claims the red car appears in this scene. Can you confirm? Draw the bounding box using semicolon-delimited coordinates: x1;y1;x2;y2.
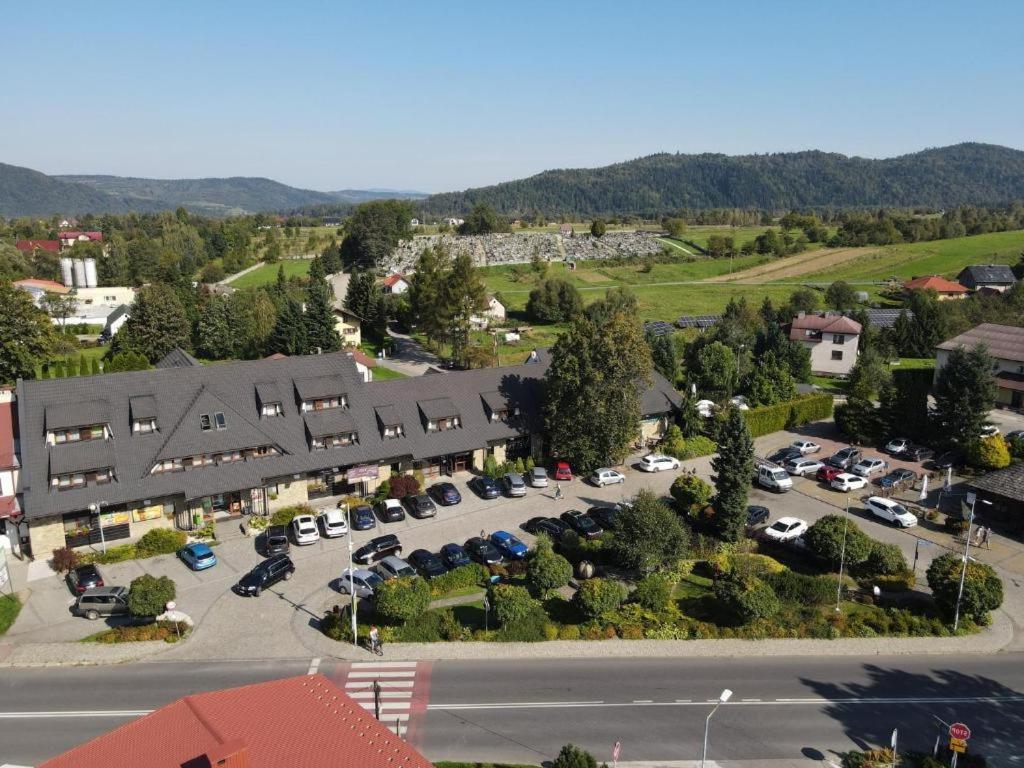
816;465;843;483
554;461;573;481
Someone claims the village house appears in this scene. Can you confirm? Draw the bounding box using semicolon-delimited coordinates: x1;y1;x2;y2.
14;239;61;255
331;306;362;347
788;312;862;376
57;230;103;248
382;273;410;294
957;264;1018;294
936;323;1024;410
902;275;969;300
470;296;506;329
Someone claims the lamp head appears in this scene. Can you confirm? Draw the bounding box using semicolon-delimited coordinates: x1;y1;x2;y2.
719;689;733;704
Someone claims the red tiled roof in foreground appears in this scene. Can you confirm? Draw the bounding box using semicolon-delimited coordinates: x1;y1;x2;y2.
349;348;377;368
14;239;60;253
40;674;436;768
383;273;407;288
788;312;862;341
903;275;968;294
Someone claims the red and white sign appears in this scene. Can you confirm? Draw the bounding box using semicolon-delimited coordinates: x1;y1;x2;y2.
612;741;621;762
949;723;971;741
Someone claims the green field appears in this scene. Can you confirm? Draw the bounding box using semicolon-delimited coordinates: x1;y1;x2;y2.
370;365;407;381
37;344;109;378
227;258;312;288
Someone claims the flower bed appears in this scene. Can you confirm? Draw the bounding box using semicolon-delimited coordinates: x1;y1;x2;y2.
83;620;190;644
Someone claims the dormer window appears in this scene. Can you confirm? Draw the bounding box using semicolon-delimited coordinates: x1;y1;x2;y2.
304;395;346;412
262;402;283;417
311;432;358;450
384;424;405;439
52;424;106;444
133;418;158;434
294;376;348;412
419;398;460;433
427;416;461;432
215;412;227;430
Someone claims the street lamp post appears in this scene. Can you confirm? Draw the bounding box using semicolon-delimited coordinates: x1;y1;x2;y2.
954;493;991;632
700;688;732;768
836;495;851;613
342;504;357;647
87;501;108;554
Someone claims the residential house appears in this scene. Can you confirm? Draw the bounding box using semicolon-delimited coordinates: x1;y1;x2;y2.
14;348;680;555
470;296;506;329
58;218;78;229
104;305;130;338
788;312;862;376
957;265;1018;293
935;323;1024;409
969;462;1024;531
410;217;420;227
39;674;436;768
73;286;136;307
58;230;103;248
382;273;410;294
332;307;362;347
0;391;23;555
902;275;968;300
14;239;60;254
444;217;464;227
13;279;71;305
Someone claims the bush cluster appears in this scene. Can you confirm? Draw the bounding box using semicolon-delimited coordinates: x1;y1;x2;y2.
270;504;315;526
803;515;873;570
134;528;187;557
375;577;431;623
856;541;908;578
526;538;573;596
670;473;713;512
764;570;836;606
713;574;780;624
489;584;539;626
927;551;1003;623
968;434;1011;470
387;474;422;499
631;573;673;611
743;393;833;438
572;578;627;619
127;574;177;617
427;564;489;598
88;620;188;644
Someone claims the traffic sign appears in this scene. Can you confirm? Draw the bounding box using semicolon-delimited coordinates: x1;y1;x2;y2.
949;737;967;754
949;723;971;741
612;741;621;766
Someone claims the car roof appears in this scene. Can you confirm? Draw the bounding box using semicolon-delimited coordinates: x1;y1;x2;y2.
294;514;316;523
775;516;804;525
370;534;399;545
81;585;125;596
491;530;510;538
382;498;402;507
867;496;899;507
380;555;410;567
346;568;375;579
321;507;344;518
835;472;858;479
267;525;287;534
441;542;464;551
76;563;101;572
410;548;435;557
186;541;212;551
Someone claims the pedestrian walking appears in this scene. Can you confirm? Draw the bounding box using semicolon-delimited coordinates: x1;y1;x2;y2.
981;525;991;549
554;483;563;501
479;529;486;539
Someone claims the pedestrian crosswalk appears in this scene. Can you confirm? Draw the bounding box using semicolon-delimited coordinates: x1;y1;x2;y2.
342;661;431;739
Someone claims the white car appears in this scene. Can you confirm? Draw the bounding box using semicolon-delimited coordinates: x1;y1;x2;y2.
318;508;349;538
785;457;824;476
696;399;716;417
761;516;809;543
885;437;910;455
291;514;320;545
590;468;626;487
980;425;1000;438
791;440;821;455
864;496;918;528
852;457;888;478
639;454;681;472
730;395;750;411
831;473;868;492
339;568;384;599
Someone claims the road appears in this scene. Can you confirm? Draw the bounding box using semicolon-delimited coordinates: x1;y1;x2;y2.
3;655;1023;766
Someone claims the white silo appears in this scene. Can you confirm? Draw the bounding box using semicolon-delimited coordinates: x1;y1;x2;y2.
84;258;98;288
60;257;74;287
72;259;87;288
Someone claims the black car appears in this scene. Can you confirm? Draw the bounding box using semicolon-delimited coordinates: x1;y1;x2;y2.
350;505;377;531
464;536;503;565
587;505;620;531
408;549;448;579
236;554;295;596
878;468;918;488
932;449;965;470
469;475;501;499
746;505;770;527
904;445;935;462
770;448;803;465
560;510;602;540
376;499;406;523
522;516;568;539
404;493;437;519
439;542;472;569
429;482;462;506
354;534;403;565
67;563;104;595
264;525;290;556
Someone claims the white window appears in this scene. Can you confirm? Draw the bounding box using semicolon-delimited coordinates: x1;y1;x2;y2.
384;425;404;438
832;334;846;344
133;419;157;434
262;402;283;417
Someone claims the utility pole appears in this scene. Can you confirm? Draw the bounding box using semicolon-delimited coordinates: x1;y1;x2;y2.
954;493;989;631
373;679;382;720
88;501;108;554
343;503;357;647
836;495;850;613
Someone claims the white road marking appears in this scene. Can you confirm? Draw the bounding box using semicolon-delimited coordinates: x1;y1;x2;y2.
348;690;413;700
345;680;415;689
307;657;321;675
350;661;418;669
347;671;418;679
633;699;653;704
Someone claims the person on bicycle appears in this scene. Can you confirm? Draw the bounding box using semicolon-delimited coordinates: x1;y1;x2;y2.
368;625;380;654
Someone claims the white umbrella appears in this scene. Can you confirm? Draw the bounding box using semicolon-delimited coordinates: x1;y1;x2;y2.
919;474;929;501
944;467;953;491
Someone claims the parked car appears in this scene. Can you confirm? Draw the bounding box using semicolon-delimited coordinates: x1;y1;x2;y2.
981;424;1001;438
639;453;681;472
408;549;448;579
791;440;821;455
338;568;384;599
376;498;406;523
829;447;863;470
528;466;549;487
746;505;771;527
291;514;320;545
404;493;437;519
554;461;573;481
350;504;377;531
755;463;793;492
503;472;527;497
236;554;295;596
264;525;290;556
932;449;965;470
761;516;809;543
74;586;129;620
67;563;105;595
1007;429;1024;442
885;437;911;455
469;475;501;499
375;555;417;580
904;445;934;462
852;457;889;478
429;482;462;506
464;536;503;565
864;496;919;528
785;457;823;477
816;465;845;483
831;472;868;492
878;468;918;489
354;534;403;565
178;542;217;571
770;447;804;465
490;530;529;560
522;516;568;539
439;542;472;569
590;467;626;486
318;507;349;538
587;505;620;531
560;510;602;539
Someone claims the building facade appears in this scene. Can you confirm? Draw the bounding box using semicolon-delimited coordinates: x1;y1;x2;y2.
957;265;1018;293
936;323;1024;409
788;312;862;376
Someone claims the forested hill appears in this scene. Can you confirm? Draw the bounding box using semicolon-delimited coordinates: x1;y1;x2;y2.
0;163;135;217
421;143;1024;217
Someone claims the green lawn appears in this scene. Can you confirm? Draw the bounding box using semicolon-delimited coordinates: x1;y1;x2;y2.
889;357;936;370
227;258;312;289
371;365;408;381
37;344;109;378
0;594;22;635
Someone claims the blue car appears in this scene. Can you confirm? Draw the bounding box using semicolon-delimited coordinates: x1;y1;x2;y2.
179;542;217;571
351;505;377;531
469;476;500;500
439;542;472;569
490;530;529;560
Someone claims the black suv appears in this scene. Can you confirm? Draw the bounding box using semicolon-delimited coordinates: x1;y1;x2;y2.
236;554;295;597
264;525;290;556
354;534;403;565
746;505;770;527
560;510;602;539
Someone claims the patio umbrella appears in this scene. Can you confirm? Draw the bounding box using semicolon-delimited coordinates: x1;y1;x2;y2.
919;474;929;502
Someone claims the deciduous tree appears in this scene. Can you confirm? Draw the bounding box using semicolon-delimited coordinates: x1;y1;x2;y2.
611;489;690;572
0;282;59;383
110;283;191;363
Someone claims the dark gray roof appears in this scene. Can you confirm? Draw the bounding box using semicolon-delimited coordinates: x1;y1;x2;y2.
958;265;1017;286
44;400;110;432
641;374;682;416
128;395;157;422
374;405;402;426
418;397;459;420
155;348;201;369
49;440;115;475
480;391;508;414
303;409;357;438
937;324;1024;363
971;462;1024;503
293;375;347;402
255;381;283;406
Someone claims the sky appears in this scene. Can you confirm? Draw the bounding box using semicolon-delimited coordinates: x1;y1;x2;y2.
4;1;1023;193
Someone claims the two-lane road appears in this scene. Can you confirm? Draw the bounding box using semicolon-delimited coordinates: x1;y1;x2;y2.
2;654;1024;766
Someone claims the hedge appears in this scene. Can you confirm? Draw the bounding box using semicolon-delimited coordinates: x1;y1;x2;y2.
374;578;431;623
764;570;836;605
743;393;834;438
428;563;489;598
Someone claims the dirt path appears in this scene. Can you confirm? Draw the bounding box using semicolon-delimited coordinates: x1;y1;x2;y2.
705;246;868;283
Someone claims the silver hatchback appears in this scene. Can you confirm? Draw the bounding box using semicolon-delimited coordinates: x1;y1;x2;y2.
75;586;130;620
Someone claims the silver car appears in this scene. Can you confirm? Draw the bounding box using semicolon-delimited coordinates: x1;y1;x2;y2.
503;472;527;497
528;466;549;487
339;568;384;598
375;555;417;580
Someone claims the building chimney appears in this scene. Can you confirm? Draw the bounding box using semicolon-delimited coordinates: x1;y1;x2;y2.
203;739;250;768
797;311;806;319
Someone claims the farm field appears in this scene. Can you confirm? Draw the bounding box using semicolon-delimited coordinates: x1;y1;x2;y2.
227;258;312;288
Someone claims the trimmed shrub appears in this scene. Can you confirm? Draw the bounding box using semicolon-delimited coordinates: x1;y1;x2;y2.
713;574;780;623
127;574;177;617
670;473;713;513
490;583;539;626
927;551;1003;622
493;601;550;642
764;570;835;605
552;743;597;768
482;455;499;479
728;553;787;578
857;541;908;577
526;538;573;596
134;528;187;558
572;578;627;620
632;573;673;611
743;393;833;438
374;578;431;623
968;435;1011;470
872;572;916;592
51;546;80;574
803;515;873;570
270;504;314;526
428;564;489;598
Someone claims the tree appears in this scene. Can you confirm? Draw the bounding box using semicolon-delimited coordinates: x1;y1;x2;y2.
458;202;509;235
111;283;190;363
196;295;235;360
407;246;450;340
632;573;673;611
104;351;150;373
90;357;101;375
783;287;822;317
526;278;583;323
530;251;548;279
611;489;690;572
526;536;572;596
340;200;414;268
266;296;309;356
926;551;1003;623
544;308;652;471
932;345;997;447
847;347;891;401
645;329;677;381
375;577;431;623
552;744;597;768
0;282;59;383
670;473;713;513
743;350;795;406
709;406;755;542
891;309;914;357
834;395;884;444
442;253;488;366
590;219;607;238
490;583;539;626
825;280;858;310
692;341;737;401
40;292;79;329
713;573;780;623
344;270;378;321
663;218;687;238
904;289;948;357
228;289;277;358
127;574;176;618
304;257;341;353
968;434;1011;470
584;286;638;326
572;578;626;619
803;514;873;570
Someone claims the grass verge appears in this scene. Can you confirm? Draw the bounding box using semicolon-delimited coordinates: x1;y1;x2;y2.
0;594;22;635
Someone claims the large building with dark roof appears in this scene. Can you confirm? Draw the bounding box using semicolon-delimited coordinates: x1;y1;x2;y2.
936;323;1024;410
14;349;680;556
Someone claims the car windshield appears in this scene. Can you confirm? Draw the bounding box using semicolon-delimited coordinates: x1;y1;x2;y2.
577;516;597;530
890;504;909;516
364;572;384;587
268;533;287;543
769;522;790;532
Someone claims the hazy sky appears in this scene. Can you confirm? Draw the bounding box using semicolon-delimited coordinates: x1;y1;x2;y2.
5;1;1022;193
